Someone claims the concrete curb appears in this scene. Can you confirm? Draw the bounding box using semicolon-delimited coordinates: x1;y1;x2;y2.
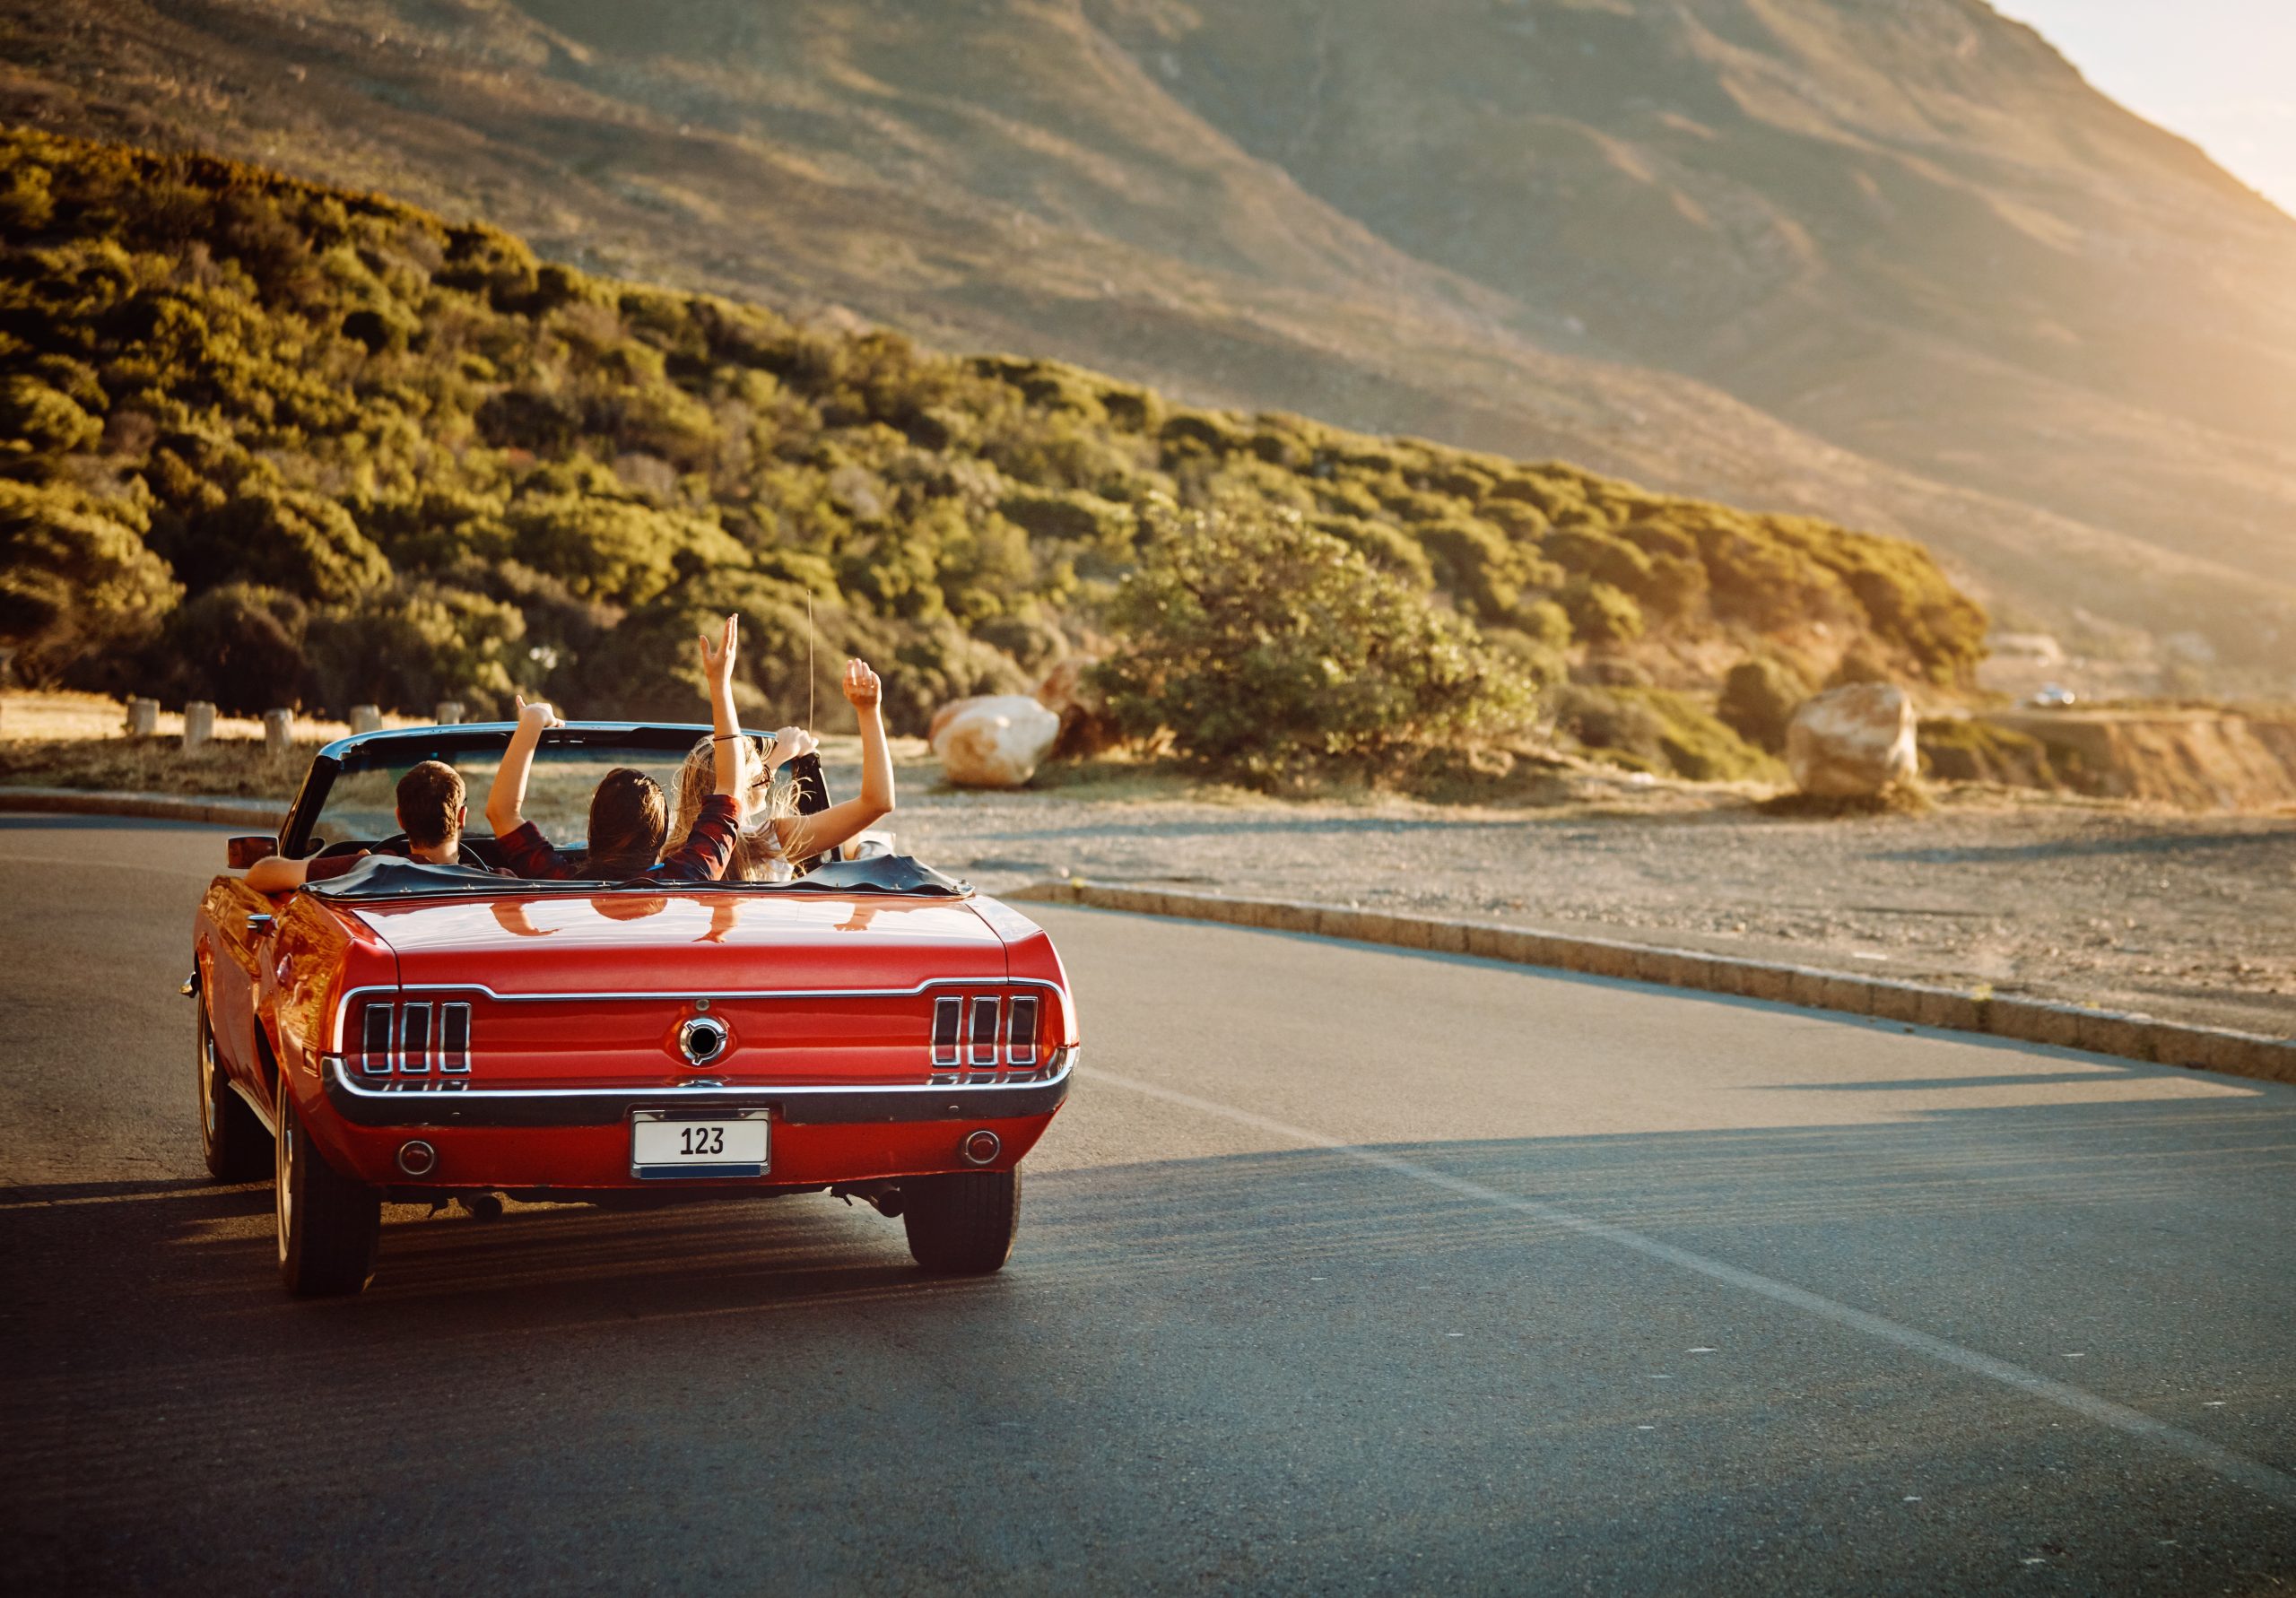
1010;879;2296;1089
0;786;287;830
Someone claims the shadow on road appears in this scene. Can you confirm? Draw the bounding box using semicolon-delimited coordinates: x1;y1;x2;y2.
3;1096;2291;1592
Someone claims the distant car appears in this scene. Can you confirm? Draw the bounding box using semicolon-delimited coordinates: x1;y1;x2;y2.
188;722;1077;1296
2028;683;2078;708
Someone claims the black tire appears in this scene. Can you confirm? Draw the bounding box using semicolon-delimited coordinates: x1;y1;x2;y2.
902;1168;1021;1276
196;999;270;1183
274;1085;381;1297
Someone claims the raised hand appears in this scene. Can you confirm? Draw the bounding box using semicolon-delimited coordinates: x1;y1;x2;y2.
842;658;882;712
698;613;739;692
764;725;819;769
513;693;564;732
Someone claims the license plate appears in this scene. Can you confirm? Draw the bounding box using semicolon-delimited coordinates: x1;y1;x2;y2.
630;1110;770;1179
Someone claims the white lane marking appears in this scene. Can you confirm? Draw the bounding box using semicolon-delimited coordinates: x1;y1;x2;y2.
1091;1065;2296;1511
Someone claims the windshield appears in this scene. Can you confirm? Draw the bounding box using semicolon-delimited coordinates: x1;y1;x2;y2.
305;727;787;853
311;744;683;849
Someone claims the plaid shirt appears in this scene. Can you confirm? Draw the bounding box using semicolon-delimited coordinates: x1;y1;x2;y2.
494;793;741;883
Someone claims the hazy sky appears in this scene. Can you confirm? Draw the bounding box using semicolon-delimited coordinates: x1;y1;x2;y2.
1993;0;2296;216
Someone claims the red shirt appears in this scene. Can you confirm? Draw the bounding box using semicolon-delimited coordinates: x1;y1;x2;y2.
494;794;741;882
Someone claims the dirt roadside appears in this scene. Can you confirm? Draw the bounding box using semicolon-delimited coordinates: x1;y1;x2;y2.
875;777;2295;1040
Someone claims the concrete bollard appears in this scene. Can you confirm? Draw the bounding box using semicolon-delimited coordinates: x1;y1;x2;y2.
126;698;160;737
263;708;294;759
349;704;382;735
182;701;216;750
434;699;465;725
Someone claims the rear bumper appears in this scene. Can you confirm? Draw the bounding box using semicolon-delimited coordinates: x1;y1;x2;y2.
322;1047;1076;1129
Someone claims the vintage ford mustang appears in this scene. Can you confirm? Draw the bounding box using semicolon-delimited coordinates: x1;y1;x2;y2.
189;722;1076;1296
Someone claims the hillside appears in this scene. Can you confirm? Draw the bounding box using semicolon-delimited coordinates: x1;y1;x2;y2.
2;0;2292;684
0;127;1982;777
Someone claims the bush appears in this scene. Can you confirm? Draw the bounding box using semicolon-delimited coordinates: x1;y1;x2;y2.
1552;684;1779;782
0;481;179;685
159;582;311;713
1918;716;2060;788
305;581;526;716
1716;656;1810;753
1091;508;1533;778
177;491;391;604
1562;578;1643;646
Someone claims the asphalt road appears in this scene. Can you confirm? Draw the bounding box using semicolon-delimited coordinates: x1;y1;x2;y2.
2;814;2291;1594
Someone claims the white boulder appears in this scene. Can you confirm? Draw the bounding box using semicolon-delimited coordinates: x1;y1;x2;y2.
931;694;1062;789
1786;682;1918;796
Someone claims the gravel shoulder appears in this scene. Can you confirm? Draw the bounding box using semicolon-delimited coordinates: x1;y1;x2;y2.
874;770;2296;1039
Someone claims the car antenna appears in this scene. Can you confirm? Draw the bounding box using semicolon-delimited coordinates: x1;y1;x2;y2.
807;587;815;731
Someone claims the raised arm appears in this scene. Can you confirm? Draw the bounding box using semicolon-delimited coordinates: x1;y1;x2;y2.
485;694;562;838
700;614;743;797
774;658;894;861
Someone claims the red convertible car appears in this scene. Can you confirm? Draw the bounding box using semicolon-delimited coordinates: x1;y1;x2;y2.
189;722;1077;1296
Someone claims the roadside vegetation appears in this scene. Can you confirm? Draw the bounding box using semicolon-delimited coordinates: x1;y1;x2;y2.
0;128;1987;784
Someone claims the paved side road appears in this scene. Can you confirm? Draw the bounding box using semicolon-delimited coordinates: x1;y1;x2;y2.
0;816;2290;1594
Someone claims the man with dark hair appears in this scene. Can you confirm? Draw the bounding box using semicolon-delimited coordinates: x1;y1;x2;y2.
243;759;480;892
484;614;745;882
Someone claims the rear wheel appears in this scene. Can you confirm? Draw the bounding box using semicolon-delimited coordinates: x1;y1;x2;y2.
274;1085;381;1297
902;1168;1020;1275
196;1000;269;1182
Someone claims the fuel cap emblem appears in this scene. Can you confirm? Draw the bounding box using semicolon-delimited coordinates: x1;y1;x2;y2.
677;1014;729;1067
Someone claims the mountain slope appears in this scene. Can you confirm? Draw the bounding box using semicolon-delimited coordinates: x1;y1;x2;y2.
1091;0;2296;588
4;0;2290;678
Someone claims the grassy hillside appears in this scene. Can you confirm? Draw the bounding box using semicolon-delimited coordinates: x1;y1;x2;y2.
0;127;1982;776
4;0;2291;682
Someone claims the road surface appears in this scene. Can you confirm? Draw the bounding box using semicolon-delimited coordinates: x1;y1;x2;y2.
1;815;2290;1593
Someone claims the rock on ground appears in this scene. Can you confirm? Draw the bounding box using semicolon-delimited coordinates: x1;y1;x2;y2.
1788;683;1918;796
931;695;1061;788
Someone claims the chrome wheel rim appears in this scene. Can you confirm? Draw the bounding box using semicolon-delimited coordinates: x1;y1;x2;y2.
274;1100;292;1264
197;1012;216;1142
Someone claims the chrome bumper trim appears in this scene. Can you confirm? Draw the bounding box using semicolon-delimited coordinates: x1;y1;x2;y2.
320;1048;1077;1129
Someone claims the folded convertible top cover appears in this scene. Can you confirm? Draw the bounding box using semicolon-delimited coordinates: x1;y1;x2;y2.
784;855;972;896
304;856;504;898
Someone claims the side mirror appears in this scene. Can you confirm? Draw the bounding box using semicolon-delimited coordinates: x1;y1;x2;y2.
227;835;276;871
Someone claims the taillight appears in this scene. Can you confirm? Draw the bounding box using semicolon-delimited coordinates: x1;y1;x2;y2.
968;996;1000;1066
359;1003;393;1076
930;990;1052;1075
1006;995;1039;1067
352;998;474;1076
932;996;963;1067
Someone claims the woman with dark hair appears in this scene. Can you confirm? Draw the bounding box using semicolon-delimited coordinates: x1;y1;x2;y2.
484;614;748;882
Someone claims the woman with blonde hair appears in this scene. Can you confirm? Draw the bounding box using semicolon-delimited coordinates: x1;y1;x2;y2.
665;657;896;878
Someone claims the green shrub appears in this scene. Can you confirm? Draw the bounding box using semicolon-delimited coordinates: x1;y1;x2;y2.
159;581;312;713
305;581;526;716
1091;508;1533;779
165;490;391;604
1716;656;1811;753
1918;717;2061;788
1562;578;1643;646
0;480;178;684
1552;684;1779;782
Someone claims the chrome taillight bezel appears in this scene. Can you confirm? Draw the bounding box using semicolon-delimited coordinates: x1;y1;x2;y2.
353;998;474;1077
